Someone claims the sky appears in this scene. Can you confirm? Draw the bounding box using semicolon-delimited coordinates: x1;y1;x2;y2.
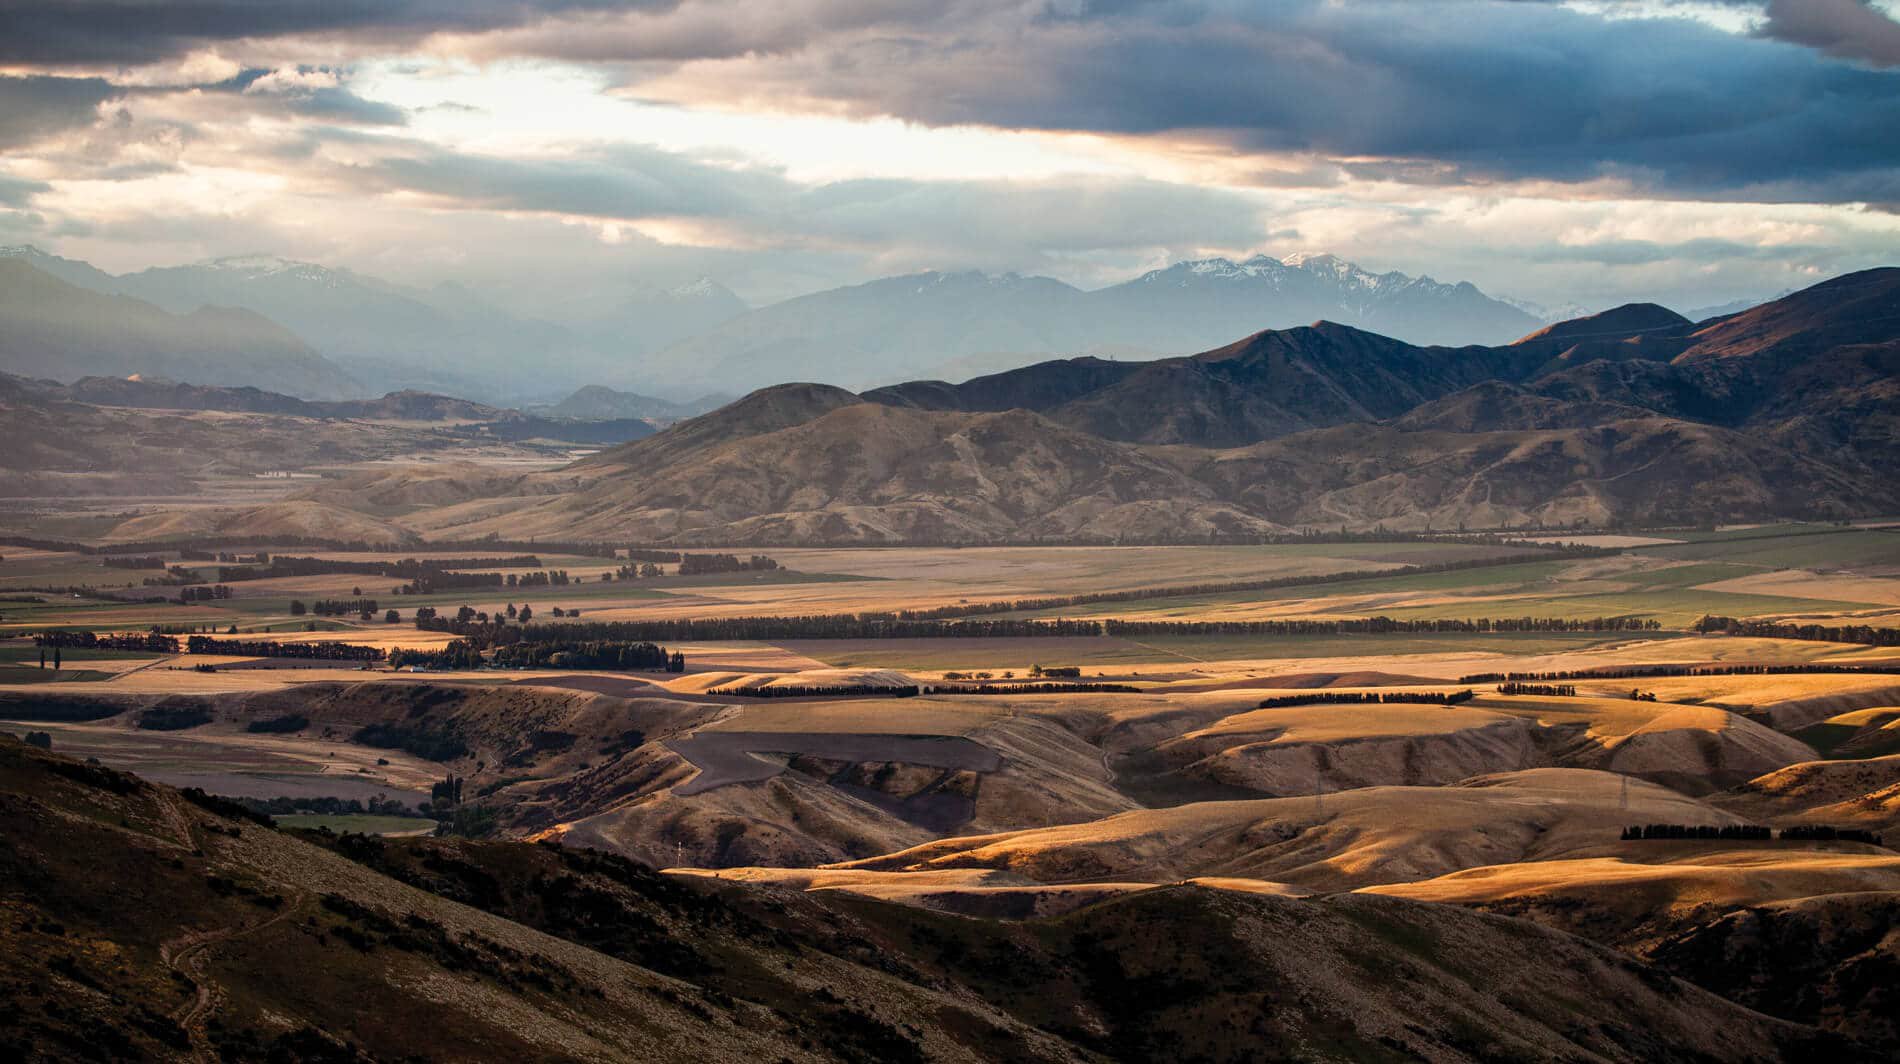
1;0;1898;312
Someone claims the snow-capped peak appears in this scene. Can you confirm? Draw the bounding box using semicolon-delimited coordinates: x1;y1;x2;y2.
669;276;723;299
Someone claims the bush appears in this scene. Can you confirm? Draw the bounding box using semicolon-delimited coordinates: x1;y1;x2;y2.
352;722;468;762
137;704;214;731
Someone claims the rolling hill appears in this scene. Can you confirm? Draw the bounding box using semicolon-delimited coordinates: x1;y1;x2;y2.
0;733;1874;1062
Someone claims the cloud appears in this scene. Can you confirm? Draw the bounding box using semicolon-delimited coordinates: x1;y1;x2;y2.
243;66;407;125
1758;0;1900;66
0;1;674;65
336;137;1274;270
586;0;1900;203
0;75;119;149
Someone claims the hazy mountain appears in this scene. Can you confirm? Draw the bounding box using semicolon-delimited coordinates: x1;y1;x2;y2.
0;258;359;398
576;276;749;353
1;249;742;401
1091;252;1541;350
645;270;1101;395
543;384;712;420
372;268;1900;541
647;253;1543;394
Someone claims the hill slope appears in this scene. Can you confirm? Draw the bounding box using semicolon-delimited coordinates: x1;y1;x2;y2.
0;736;1868;1063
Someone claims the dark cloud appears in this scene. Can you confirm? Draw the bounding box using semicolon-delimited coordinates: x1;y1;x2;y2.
0;75;119;148
0;175;52;207
501;0;1893;204
1759;0;1900;66
0;1;675;64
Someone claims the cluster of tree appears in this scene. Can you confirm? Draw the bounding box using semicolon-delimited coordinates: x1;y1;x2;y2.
101;555;165;569
1627;689;1659;701
388;641;485;670
413;612;1108;642
185;635;384;661
1496;683;1578;697
309;598;379;617
706;683;921;699
623;549;682;563
608;563;666;580
137;704;213;731
676;553;780;576
883;552;1612;624
1255;690;1475;709
178;584;234;602
1461;662;1900;683
1780;825;1884;844
351;721;468;762
395;570;503;594
22;731;52;750
246;714;310;733
1032;665;1083;678
431;773;466;806
1103;616;1658;636
1692;615;1900;647
1621;824;1772;840
36;630;181;652
488;640;682;671
928;682;1141;695
232;793;425;818
505;570;572;588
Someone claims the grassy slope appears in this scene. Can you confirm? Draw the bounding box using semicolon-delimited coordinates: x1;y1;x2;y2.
0;736;1869;1063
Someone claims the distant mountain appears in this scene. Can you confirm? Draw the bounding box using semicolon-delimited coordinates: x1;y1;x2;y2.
0;258;359;399
362;268;1900;542
543;384;713;421
0;249;741;401
1091;252;1541;351
576;277;749;354
646;253;1543;393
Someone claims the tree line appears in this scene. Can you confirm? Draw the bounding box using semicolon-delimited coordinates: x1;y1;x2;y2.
928;682;1142;695
1103;616;1659;636
1496;683;1578;696
36;630;181;652
1622;824;1772;840
1460;662;1900;683
185;635;384;661
1622;824;1882;844
1255;690;1475;709
409;610;1669;643
706;683;922;699
676;553;781;576
1693;614;1900;647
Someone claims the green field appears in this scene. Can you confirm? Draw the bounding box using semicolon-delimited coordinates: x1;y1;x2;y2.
1633;528;1900;568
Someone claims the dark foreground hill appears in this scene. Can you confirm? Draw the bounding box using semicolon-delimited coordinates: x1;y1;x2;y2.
0;735;1871;1063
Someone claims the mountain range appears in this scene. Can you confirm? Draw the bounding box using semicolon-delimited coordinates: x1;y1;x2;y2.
246;266;1897;544
639;253;1550;394
1;245;1633;402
